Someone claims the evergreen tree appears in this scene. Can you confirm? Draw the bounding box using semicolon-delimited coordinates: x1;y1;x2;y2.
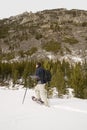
51;63;65;97
11;63;19;87
70;63;84;98
82;61;87;98
43;60;53;96
23;62;30;87
12;69;19;86
23;61;35;88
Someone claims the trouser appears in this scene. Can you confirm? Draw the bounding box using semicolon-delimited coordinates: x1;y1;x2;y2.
35;83;49;106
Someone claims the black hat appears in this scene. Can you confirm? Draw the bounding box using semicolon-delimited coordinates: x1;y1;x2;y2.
36;62;41;67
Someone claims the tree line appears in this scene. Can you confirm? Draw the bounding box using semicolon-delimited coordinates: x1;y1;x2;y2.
0;60;87;99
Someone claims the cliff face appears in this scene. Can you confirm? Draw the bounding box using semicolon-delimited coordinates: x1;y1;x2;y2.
0;8;87;63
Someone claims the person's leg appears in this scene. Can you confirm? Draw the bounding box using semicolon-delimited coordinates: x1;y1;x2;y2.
39;84;49;106
35;84;40;99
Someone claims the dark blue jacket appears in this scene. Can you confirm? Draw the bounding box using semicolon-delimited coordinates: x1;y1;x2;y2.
36;67;46;84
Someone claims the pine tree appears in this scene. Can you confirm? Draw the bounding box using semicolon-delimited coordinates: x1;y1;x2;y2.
22;61;35;88
12;69;19;86
11;63;19;87
23;62;30;87
70;63;84;98
51;63;65;97
82;61;87;98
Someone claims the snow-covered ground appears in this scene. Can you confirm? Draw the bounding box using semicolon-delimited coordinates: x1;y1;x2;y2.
0;86;87;130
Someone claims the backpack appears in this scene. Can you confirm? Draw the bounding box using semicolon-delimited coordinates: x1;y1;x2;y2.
44;69;52;83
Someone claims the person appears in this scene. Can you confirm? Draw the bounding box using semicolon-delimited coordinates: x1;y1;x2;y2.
34;62;49;106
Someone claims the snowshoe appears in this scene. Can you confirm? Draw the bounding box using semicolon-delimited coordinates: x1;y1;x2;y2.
32;96;44;105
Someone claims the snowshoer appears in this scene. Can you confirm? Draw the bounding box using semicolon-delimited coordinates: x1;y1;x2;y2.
34;62;49;106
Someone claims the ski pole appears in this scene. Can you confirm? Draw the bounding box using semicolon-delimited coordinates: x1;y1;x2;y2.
22;87;28;104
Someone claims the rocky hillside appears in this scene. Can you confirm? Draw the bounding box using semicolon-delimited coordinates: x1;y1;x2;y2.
0;8;87;63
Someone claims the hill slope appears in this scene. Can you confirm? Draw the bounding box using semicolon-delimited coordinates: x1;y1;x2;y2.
0;8;87;62
0;86;87;130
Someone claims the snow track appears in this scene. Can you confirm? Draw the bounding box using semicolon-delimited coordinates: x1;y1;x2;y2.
0;87;87;130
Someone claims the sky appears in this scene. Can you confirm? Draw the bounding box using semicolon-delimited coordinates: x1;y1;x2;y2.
0;0;87;19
